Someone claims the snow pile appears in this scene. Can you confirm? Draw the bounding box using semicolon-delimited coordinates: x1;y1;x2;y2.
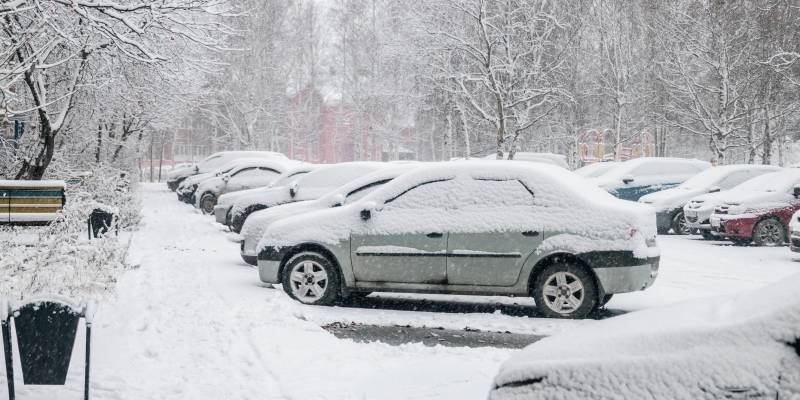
258;161;657;258
0;168;136;300
489;274;800;399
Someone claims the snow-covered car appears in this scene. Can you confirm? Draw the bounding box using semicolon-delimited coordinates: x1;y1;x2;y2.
573;161;618;178
640;164;781;235
238;164;419;265
192;159;298;214
488;274;800;399
685;169;785;239
791;210;800;253
480;152;569;169
214;164;316;227
175;161;242;203
710;169;800;246
166;151;287;191
256;161;660;319
226;162;387;233
592;157;710;201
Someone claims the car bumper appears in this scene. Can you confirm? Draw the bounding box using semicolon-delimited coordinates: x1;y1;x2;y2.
593;257;659;294
710;215;758;239
258;246;290;283
214;205;231;225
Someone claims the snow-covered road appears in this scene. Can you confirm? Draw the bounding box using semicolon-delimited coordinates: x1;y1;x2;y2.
6;183;800;399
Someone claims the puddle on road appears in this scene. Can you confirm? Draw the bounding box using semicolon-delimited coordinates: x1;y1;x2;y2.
323;322;545;349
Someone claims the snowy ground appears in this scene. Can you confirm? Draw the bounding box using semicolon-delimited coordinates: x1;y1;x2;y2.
3;183;800;399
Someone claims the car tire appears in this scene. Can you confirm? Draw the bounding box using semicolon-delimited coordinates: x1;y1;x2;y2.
671;211;690;235
752;218;786;247
199;193;216;214
282;251;341;306
532;262;597;319
230;205;265;233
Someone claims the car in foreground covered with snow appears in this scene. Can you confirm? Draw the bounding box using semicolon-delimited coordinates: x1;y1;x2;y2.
256;161;660;319
710;169;800;246
791;210;800;253
166;151;287;191
489;274;800;399
593;157;710;201
639;164;781;234
214;164;316;227
225;162;388;233
193;159;297;214
238;164;419;265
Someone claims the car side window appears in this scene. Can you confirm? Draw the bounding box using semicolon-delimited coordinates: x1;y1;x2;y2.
467;179;534;208
345;179;391;204
384;180;455;209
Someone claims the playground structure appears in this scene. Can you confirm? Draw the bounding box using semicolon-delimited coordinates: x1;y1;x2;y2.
577;128;655;165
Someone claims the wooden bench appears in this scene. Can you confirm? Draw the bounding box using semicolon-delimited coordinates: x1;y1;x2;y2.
0;180;66;225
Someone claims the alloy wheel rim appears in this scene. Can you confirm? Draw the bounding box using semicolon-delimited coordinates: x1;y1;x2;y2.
542;271;584;314
201;197;214;214
676;213;690;235
759;221;783;245
289;260;328;303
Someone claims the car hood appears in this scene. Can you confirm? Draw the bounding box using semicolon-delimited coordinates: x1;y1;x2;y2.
639;187;702;211
717;190;789;207
230;186;292;212
490;274;800;399
241;200;322;248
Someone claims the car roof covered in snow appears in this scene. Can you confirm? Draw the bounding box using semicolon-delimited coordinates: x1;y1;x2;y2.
223;158;299;175
315;163;426;205
490;273;800;398
574;161;618;178
479;152;569;169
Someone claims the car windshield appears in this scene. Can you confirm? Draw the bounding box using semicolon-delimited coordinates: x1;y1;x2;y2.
676;168;729;190
733;171;800;193
295;164;381;190
576;162;617;178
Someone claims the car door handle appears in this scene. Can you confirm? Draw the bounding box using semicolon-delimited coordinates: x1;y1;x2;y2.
522;231;540;237
426;232;443;238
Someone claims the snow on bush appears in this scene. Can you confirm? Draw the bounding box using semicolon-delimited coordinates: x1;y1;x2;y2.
0;164;138;300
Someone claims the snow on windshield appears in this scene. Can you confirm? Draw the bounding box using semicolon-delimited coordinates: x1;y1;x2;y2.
296;164;384;190
676;167;729;190
575;162;616;178
734;170;800;192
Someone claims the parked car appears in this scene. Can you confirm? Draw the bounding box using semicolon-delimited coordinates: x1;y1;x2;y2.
166;151;287;191
640;165;781;235
480;152;570;169
255;161;660;319
592;157;710;201
239;165;419;265
488;274;800;399
192;159;298;214
790;210;800;253
175;161;241;203
573;161;618;178
226;162;387;233
685;169;785;239
710;169;800;246
214;164;316;227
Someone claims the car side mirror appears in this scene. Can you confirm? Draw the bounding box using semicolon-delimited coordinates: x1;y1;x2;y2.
330;193;345;207
793;185;800;198
708;186;721;193
289;181;298;198
622;175;634;185
360;201;377;221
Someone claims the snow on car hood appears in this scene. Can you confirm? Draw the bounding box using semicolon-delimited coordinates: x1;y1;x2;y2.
490;273;800;399
638;186;703;212
240;200;322;254
716;190;794;212
258;162;658;258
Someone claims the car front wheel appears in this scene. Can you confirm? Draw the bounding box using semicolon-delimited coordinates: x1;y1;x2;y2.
752;218;786;246
671;211;691;235
199;193;216;214
282;252;341;306
533;262;597;319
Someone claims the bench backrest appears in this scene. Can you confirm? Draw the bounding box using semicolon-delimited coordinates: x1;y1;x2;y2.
0;180;66;224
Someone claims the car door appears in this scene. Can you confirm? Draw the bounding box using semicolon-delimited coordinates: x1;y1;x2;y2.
350;180;453;284
446;179;541;286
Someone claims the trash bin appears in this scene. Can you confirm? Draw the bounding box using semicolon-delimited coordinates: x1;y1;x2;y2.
13;301;81;385
88;208;115;239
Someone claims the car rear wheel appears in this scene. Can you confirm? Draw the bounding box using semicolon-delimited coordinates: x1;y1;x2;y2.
752;218;786;246
282;252;341;306
532;262;597;319
199;193;216;214
671;211;691;235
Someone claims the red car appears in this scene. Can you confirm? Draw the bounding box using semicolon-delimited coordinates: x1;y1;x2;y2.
709;169;800;246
